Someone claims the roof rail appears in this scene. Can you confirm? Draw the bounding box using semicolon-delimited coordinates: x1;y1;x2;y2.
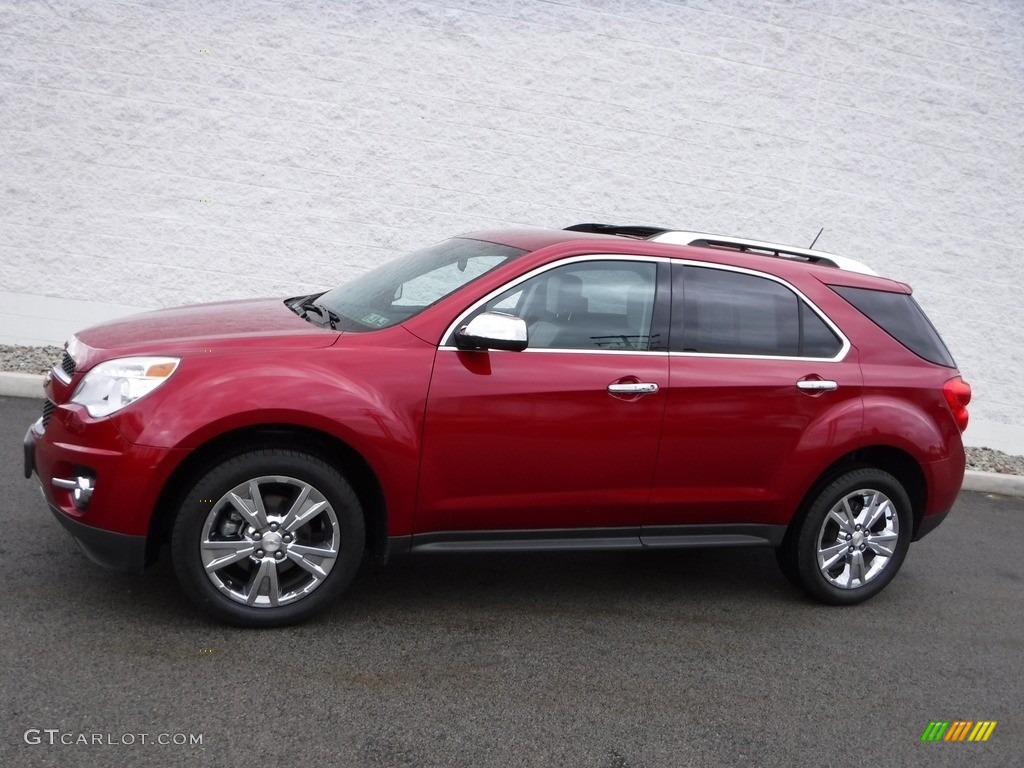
564;223;671;239
650;231;877;275
562;223;876;275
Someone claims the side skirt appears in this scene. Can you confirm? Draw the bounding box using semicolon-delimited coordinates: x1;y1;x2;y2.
385;524;786;558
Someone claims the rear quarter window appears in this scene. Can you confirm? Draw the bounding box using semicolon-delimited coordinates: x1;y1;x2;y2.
831;285;956;368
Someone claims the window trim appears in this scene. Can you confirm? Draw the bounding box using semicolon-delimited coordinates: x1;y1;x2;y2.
438;255;849;362
668;262;850;363
439;254;670;355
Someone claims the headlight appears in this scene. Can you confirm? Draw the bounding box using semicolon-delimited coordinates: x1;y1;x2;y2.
70;357;180;418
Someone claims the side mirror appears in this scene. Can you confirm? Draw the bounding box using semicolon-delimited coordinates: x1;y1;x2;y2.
455;312;528;352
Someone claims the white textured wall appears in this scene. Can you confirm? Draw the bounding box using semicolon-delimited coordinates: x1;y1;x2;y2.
1;0;1022;447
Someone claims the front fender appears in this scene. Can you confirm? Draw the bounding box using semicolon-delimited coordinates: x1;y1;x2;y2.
111;339;437;536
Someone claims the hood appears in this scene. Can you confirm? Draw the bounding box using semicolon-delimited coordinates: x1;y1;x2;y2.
72;298;336;363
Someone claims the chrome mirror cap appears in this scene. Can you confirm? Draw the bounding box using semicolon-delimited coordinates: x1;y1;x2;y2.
455;312;528;352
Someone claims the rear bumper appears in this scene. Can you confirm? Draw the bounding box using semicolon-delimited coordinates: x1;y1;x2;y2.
915;449;966;540
912;509;949;542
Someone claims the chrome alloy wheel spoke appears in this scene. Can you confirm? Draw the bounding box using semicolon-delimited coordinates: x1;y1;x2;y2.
286;543;338;581
826;505;856;535
283;499;328;534
818;540;850;572
279;482;313;531
245;557;280;607
201;539;257;573
866;531;898;558
845;549;867;587
861;491;889;530
228;485;268;531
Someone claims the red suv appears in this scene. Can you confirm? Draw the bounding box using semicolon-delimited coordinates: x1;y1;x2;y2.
24;224;971;626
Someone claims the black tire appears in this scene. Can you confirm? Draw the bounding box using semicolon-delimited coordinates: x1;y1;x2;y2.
171;449;365;627
777;467;912;605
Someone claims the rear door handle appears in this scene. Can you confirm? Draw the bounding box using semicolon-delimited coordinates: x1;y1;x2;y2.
796;379;838;392
607;382;659;395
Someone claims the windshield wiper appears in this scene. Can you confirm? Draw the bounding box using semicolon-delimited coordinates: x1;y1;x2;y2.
288;295;340;330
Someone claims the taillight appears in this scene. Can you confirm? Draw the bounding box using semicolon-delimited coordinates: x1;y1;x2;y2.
942;376;972;432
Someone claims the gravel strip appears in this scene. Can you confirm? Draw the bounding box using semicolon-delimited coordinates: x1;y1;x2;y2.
964;446;1024;476
0;344;62;376
2;344;1022;475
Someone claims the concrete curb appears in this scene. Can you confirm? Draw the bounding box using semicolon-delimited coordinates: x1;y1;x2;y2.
0;371;44;399
961;470;1024;497
2;371;1022;497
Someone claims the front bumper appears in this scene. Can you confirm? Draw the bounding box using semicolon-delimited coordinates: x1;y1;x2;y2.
25;423;147;572
46;495;148;571
24;408;174;573
23;424;35;478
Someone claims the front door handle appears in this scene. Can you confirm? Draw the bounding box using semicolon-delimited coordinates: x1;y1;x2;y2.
607;382;659;395
796;379;838;392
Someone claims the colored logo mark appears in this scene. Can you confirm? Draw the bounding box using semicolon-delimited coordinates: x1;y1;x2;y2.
921;721;997;742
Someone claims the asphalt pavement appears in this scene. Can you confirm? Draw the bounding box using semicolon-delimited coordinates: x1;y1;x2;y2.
0;395;1020;768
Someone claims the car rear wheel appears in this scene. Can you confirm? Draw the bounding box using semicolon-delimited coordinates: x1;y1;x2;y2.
171;449;365;627
778;467;912;605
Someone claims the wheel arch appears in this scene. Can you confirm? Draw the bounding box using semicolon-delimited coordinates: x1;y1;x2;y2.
146;424;388;567
790;445;928;540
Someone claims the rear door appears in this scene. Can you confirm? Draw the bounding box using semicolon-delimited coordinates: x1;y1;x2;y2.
646;263;864;535
416;256;670;535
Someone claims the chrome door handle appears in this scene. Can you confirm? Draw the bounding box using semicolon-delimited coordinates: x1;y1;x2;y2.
796;379;838;392
607;382;659;395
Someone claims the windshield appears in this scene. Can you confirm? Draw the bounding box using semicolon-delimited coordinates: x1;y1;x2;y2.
315;238;527;332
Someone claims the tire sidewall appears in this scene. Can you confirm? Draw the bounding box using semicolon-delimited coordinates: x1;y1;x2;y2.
171;450;365;627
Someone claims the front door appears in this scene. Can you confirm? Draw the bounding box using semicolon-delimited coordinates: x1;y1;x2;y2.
416;258;669;534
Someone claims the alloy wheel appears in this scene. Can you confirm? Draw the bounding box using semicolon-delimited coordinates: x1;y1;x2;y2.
199;475;340;608
815;488;900;590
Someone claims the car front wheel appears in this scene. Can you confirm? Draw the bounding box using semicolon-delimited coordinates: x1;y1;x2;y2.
779;467;913;605
171;449;365;627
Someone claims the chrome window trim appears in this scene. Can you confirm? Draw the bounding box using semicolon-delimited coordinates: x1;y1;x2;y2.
438;345;665;356
667;350;844;363
438;254;850;362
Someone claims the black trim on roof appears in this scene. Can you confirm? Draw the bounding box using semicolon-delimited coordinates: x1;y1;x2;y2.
563;223;670;239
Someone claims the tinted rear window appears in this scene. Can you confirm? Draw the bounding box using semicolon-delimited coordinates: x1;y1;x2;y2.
832;285;956;367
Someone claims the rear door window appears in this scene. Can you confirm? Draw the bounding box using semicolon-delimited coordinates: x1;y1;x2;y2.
671;266;842;358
